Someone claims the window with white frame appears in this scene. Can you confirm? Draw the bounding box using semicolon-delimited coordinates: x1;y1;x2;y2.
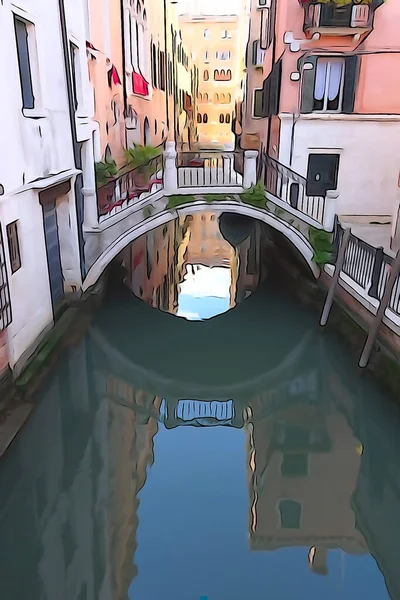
313;58;345;112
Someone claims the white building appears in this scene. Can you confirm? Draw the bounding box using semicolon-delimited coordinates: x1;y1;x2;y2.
0;0;96;375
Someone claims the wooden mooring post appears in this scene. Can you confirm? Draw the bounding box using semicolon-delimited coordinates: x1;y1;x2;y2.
359;249;400;368
320;227;351;327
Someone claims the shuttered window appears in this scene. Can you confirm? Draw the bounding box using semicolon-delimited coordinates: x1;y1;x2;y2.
300;55;359;114
0;226;12;331
253;58;282;118
6;222;21;274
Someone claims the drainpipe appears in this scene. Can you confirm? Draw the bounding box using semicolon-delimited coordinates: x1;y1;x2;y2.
163;0;171;134
120;0;128;124
58;0;86;278
265;0;277;158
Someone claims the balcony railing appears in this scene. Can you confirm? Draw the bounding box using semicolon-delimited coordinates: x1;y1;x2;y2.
303;2;373;34
260;154;326;225
97;155;163;221
333;222;400;317
177;151;243;188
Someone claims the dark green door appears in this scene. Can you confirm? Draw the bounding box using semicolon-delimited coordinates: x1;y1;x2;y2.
306;153;339;197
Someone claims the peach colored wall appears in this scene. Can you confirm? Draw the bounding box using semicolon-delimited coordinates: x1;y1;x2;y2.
88;0;126;166
274;0;400;116
180;17;241;147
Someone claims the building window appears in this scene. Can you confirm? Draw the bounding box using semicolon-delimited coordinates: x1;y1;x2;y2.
197;113;202;123
214;93;219;103
221;29;232;39
260;8;273;50
7;221;21;273
225;113;231;124
214;69;232;81
219;113;224;123
204;50;209;62
279;500;301;529
14;16;35;110
203;113;208;123
204;93;209;102
227;93;231;102
203;69;209;81
216;50;231;60
300;55;358;114
313;58;345;112
159;50;165;90
151;42;158;87
69;42;79;110
204;29;210;39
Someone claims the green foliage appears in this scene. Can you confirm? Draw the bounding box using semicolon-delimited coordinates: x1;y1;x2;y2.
202;194;233;203
240;182;267;208
95;159;117;186
125;145;161;169
166;195;195;209
309;227;333;265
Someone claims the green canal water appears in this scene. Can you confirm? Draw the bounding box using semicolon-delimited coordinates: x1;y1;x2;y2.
0;210;398;599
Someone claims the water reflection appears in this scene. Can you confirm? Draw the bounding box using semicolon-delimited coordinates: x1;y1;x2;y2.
119;210;268;320
0;213;398;599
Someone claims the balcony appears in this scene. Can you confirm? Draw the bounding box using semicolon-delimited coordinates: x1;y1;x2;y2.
301;1;380;38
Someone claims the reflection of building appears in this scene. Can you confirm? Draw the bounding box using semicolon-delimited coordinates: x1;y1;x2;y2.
235;220;267;302
179;12;247;149
246;376;367;572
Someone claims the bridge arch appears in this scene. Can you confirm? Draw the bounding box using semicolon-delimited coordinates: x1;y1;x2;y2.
82;200;319;291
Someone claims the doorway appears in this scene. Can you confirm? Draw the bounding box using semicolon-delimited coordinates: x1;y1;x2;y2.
306;153;339;197
39;181;70;312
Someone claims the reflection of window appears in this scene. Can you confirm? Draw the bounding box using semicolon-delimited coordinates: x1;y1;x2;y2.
279;500;301;529
281;454;309;477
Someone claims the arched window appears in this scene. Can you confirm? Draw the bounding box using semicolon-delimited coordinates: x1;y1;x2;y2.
220;93;225;103
214;93;219;103
197;113;202;123
227;69;232;80
225;113;231;124
214;69;218;80
203;113;208;123
203;69;209;81
227;93;231;103
204;29;209;39
219;113;224;124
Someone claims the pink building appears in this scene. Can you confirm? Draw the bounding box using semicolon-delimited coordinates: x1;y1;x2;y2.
242;0;400;224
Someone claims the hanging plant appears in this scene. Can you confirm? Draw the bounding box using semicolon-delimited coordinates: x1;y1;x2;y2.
124;145;161;169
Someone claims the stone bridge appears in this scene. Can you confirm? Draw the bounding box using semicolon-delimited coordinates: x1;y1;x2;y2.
82;143;338;291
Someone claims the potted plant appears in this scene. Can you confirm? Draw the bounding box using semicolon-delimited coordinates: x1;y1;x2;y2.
95;159;117;187
124;145;162;189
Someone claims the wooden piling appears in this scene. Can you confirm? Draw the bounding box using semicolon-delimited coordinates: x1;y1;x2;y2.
359;250;400;368
320;227;351;327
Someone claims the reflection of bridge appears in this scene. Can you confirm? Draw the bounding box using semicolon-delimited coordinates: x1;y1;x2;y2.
82;144;338;291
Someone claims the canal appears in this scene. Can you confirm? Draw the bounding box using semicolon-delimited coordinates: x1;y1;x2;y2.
0;210;398;599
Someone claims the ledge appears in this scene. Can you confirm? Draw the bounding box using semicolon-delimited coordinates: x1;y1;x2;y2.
279;112;400;123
